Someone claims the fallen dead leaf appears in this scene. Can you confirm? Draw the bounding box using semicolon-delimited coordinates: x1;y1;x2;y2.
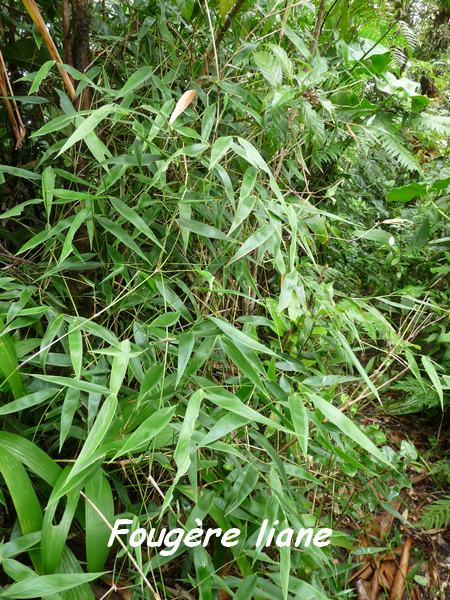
356;578;371;600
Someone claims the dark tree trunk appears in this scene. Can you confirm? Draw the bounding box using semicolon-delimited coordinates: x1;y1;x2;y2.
71;0;91;108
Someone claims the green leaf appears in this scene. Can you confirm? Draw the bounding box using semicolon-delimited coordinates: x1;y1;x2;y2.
41;166;55;221
58;547;96;600
254;51;283;86
387;182;427;202
59;387;80;451
109;340;130;395
68;322;83;379
228;167;257;234
59;208;91;265
229;224;274;263
31;374;109;395
225;464;259;515
115;66;153;98
0;447;43;571
151;311;180;328
421;356;443;409
239;166;258;201
279;519;291;600
110;197;164;249
411;95;429;112
160;390;205;514
201;103;216;143
176;331;195;387
112;406;176;459
219;337;267;393
206;386;288;433
17;227;55;255
31;113;78;138
210;317;275;356
97;216;151;264
335;331;380;401
62;393;118;487
234;575;257;600
41;466;79;573
177;218;228;240
288;394;309;457
209;136;233;169
0;573;105;598
174;389;205;475
0;165;41;181
40;314;65;371
200;413;249;447
354;228;394;246
57;104;116;156
309;393;391;466
85;468;114;572
269;44;294;80
229;193;256;235
219;0;234;17
0;533;41;560
0;432;61;486
0;320;26;399
0;388;57;416
29;60;55;94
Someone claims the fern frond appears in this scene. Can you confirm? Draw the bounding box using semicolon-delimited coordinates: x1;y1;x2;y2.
417;496;450;530
298;99;326;150
415;113;450;136
377;132;419;172
314;142;348;167
387;377;441;414
398;20;419;52
392;47;407;69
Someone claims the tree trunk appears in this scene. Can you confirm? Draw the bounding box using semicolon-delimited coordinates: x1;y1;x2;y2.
71;0;91;108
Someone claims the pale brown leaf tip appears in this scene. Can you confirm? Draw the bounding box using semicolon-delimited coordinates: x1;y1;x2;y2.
169;89;198;125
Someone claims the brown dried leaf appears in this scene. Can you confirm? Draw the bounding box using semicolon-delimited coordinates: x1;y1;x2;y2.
379;500;402;539
350;563;374;583
356;579;371;600
369;571;380;600
169;89;198;125
379;560;397;590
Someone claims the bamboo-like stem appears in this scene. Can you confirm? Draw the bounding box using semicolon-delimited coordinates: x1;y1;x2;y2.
0;50;26;148
21;0;76;101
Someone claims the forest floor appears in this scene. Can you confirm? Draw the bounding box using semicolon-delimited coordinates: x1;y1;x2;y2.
349;410;449;600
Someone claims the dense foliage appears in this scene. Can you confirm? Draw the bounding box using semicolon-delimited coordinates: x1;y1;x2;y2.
0;0;448;598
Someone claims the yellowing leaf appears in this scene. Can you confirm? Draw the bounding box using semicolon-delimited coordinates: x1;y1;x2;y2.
220;0;234;17
169;89;197;125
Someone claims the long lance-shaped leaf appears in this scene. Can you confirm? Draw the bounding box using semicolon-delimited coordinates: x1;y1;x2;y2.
309;392;392;467
0;318;26;399
0;446;43;572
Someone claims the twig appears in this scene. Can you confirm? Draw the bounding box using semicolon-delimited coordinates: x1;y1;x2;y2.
199;0;246;78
